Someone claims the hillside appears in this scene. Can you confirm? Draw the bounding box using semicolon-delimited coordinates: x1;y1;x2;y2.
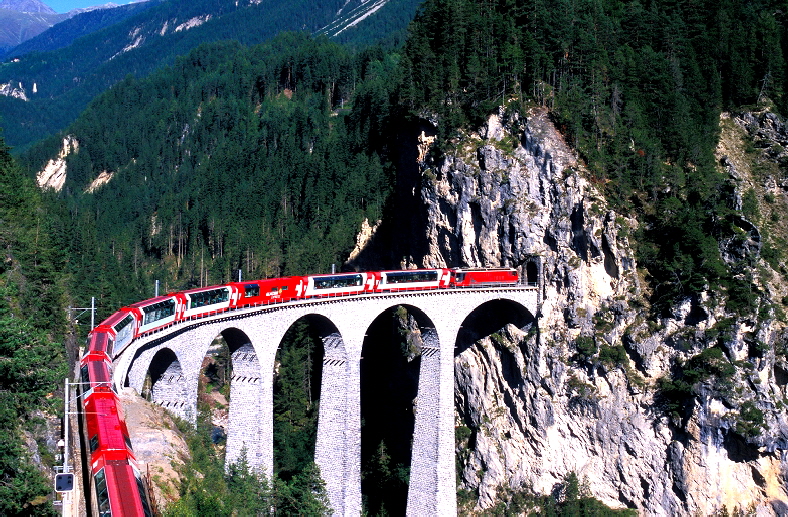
3;0;158;59
0;0;422;151
7;0;788;513
0;6;66;55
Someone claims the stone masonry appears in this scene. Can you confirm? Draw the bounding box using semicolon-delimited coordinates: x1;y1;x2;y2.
114;287;538;515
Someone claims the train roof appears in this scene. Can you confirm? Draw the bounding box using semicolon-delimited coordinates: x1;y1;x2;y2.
85;394;132;453
99;461;150;516
308;271;365;278
233;275;303;284
97;309;133;328
85;332;111;355
451;267;517;271
82;360;112;386
180;284;232;295
128;295;175;308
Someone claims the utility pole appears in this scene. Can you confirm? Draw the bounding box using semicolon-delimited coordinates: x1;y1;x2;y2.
54;379;75;514
68;297;96;329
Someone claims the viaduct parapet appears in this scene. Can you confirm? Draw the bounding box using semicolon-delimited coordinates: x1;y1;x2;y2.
113;287;539;515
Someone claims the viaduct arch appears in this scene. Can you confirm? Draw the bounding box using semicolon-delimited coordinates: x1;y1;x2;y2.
114;287;538;515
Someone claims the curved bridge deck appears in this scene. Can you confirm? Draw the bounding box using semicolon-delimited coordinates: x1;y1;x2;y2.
113;286;539;515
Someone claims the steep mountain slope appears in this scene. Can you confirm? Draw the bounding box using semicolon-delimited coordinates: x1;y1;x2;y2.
21;34;394;306
0;0;66;55
4;0;158;58
17;0;788;512
0;0;422;151
0;0;55;12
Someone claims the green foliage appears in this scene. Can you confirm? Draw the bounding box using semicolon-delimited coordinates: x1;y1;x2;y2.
166;407;330;516
683;347;736;386
274;320;321;481
741;189;760;221
22;34;395;305
657;375;694;421
658;346;737;420
363;440;410;516
566;373;597;400
573;335;598;362
735;401;766;438
598;344;628;366
1;0;420;151
485;471;636;515
400;0;788;314
0;138;66;516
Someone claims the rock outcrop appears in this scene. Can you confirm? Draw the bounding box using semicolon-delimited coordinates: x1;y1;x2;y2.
361;105;788;514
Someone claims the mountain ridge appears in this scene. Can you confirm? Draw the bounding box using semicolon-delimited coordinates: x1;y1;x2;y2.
0;0;422;151
0;0;55;14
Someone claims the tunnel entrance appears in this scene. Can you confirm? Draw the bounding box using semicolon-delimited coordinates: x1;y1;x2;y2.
360;305;430;515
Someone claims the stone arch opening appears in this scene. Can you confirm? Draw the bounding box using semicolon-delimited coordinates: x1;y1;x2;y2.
272;315;330;481
360;304;436;515
200;327;265;470
143;348;189;418
454;299;537;512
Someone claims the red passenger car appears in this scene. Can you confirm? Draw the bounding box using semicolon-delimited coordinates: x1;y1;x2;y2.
451;267;519;287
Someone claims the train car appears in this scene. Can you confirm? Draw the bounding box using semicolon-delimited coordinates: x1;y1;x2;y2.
128;295;181;335
89;455;153;517
79;347;114;396
451;267;519;287
83;310;137;361
376;268;451;291
232;276;305;307
84;329;113;360
80;356;152;516
98;309;138;358
303;272;372;298
84;389;135;463
179;284;239;319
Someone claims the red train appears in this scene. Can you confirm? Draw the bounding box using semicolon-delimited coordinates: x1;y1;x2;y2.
78;267;519;515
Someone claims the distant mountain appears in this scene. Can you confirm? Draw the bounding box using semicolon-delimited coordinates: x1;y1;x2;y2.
0;0;145;59
0;0;424;151
0;0;55;14
5;0;157;58
0;1;65;54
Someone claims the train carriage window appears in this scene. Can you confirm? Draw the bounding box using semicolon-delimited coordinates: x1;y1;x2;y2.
125;435;133;451
94;468;111;516
313;274;362;289
114;314;134;344
385;271;438;283
188;288;229;309
90;435;99;453
142;300;175;326
81;365;90;387
244;284;260;298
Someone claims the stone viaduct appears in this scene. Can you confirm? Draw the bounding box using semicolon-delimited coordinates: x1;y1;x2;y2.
112;287;539;515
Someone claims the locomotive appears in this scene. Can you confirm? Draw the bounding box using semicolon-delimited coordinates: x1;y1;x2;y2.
78;267;519;515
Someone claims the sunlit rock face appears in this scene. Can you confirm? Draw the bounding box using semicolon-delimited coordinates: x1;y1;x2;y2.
385;106;788;515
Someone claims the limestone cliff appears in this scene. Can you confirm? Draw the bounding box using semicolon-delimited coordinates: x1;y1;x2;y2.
357;106;788;514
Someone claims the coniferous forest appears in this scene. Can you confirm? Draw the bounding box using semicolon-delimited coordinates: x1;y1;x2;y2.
1;0;788;513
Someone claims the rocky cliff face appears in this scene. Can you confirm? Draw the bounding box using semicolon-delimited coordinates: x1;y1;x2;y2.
379;106;788;514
